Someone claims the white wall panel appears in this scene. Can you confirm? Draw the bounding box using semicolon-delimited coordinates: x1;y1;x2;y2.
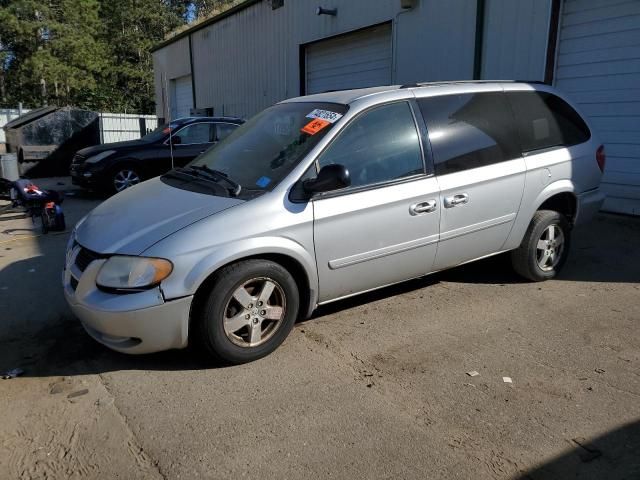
556;0;640;215
481;0;551;81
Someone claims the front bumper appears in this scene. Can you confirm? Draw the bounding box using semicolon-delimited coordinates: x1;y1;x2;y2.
575;187;605;226
70;164;102;188
62;244;192;354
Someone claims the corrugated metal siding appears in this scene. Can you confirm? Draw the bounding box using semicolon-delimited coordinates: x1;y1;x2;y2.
305;24;392;94
185;0;477;119
171;75;193;119
481;0;552;80
555;0;640;215
99;114;158;143
152;37;191;118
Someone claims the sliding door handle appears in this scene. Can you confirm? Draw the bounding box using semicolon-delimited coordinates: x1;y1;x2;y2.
444;193;469;208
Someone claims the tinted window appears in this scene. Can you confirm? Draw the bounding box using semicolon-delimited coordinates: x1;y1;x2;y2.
174;123;213;144
317;102;423;188
216;123;238;141
418;92;520;175
507;91;590;152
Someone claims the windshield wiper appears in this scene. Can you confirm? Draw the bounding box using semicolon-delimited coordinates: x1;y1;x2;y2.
187;165;242;197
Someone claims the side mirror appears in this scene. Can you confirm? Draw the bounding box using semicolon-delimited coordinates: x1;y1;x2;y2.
171;135;182;145
303;164;350;194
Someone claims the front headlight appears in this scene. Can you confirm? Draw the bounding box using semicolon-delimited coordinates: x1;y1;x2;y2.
96;256;173;290
85;150;116;164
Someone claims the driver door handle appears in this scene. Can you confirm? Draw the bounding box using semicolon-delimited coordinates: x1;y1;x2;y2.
409;200;437;215
444;193;469;208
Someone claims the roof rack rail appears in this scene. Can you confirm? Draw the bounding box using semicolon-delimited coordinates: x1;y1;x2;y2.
400;79;547;89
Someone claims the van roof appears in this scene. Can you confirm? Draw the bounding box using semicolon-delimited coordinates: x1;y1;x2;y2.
280;80;547;106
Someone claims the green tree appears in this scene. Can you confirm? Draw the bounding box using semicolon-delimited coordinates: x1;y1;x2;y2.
0;0;189;112
97;0;186;113
0;0;110;109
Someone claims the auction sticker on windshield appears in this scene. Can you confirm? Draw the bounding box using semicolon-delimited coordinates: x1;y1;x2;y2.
301;118;331;135
306;109;343;123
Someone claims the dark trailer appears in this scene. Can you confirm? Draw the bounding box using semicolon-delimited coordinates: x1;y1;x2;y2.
3;106;99;177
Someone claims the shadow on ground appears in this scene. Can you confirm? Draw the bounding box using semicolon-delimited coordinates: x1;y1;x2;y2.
517;420;640;480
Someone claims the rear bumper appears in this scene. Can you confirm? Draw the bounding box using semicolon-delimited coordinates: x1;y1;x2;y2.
575;188;605;226
62;246;192;354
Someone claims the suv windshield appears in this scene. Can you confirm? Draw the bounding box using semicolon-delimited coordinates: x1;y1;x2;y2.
142;119;189;143
180;102;348;196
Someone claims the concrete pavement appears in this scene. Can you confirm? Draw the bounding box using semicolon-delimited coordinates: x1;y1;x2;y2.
1;193;638;479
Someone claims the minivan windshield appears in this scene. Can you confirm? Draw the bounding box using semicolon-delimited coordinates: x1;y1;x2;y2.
179;102;348;196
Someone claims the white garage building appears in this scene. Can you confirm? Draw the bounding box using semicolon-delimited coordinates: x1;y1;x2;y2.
152;0;640;215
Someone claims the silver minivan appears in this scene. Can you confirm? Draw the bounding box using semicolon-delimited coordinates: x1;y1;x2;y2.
63;82;605;364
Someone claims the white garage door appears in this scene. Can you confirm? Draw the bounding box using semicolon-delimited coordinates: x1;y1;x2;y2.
305;24;392;95
170;75;193;120
555;0;640;215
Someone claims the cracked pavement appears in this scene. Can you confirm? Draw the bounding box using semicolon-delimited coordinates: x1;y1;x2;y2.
1;192;639;479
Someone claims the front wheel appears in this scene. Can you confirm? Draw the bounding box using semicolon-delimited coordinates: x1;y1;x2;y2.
193;260;300;364
111;165;142;193
511;210;571;281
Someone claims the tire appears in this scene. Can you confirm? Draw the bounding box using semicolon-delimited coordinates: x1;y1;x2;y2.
40;210;49;234
193;259;300;364
511;210;571;281
56;212;66;231
109;164;142;193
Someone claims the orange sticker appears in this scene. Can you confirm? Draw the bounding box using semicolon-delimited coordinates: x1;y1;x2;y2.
301;118;330;135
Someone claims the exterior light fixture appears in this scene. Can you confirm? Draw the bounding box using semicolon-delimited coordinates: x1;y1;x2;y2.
316;6;337;16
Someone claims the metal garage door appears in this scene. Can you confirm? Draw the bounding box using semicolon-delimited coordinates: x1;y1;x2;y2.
555;0;640;215
170;75;193;120
305;24;392;95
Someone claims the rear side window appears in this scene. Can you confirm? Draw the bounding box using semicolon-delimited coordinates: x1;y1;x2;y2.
507;91;590;153
418;92;520;175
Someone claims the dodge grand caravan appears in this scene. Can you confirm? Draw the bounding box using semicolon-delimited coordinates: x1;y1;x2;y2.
63;82;605;364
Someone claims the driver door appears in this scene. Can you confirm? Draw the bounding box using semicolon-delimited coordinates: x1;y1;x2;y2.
312;101;440;303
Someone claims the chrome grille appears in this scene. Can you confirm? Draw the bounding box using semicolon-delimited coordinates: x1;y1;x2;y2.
75;247;102;272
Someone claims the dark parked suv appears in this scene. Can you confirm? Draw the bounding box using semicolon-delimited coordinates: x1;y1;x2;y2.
70;116;244;192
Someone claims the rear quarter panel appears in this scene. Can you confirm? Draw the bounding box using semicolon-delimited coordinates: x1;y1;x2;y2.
502;84;603;250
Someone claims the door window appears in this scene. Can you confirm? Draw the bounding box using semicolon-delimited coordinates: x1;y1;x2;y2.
418;93;520;175
317;102;423;188
173;123;214;144
216;123;238;141
507;91;590;153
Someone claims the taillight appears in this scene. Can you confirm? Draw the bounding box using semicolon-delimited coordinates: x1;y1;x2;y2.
596;145;606;172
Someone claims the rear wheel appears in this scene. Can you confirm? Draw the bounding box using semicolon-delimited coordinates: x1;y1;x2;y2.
511;210;571;281
194;260;300;364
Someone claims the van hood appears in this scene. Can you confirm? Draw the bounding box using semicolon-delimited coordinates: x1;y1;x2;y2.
75;177;244;255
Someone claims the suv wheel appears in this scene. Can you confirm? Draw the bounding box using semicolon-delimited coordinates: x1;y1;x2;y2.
511;210;571;281
111;165;141;193
194;259;300;364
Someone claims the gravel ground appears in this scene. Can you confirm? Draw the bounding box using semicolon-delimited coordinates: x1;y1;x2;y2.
1;192;638;480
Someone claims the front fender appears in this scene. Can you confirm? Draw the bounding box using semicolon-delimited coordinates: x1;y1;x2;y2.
159;236;319;313
503;179;576;250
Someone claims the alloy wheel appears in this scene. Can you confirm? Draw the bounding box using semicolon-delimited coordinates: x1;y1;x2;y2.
113;169;141;192
223;277;286;348
536;224;565;271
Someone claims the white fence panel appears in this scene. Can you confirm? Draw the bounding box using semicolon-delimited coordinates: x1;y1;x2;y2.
0;108;31;144
99;113;159;143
